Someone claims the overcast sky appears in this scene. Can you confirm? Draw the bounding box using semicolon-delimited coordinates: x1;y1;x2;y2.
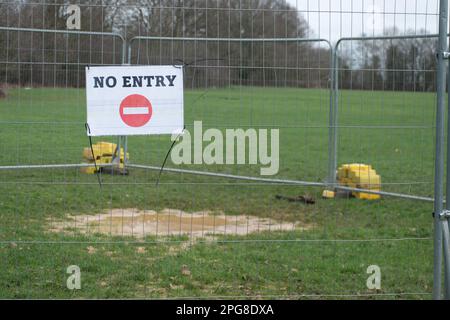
285;0;440;41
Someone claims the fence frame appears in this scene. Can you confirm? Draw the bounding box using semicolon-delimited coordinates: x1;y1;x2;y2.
126;35;334;187
434;0;450;300
331;33;441;200
0;26;128;168
331;27;450;299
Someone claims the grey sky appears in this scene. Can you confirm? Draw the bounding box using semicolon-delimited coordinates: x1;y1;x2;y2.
286;0;440;42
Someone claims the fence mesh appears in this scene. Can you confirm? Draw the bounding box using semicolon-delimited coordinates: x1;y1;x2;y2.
0;0;442;299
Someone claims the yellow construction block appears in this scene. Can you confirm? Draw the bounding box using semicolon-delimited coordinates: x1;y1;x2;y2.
81;141;129;174
322;190;335;199
80;166;97;175
82;142;129;161
337;163;381;200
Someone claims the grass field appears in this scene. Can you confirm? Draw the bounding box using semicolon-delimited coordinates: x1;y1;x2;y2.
0;86;436;298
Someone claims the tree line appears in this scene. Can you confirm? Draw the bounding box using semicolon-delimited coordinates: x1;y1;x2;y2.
0;0;438;92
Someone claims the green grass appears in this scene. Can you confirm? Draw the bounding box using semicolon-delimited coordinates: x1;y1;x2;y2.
0;86;437;299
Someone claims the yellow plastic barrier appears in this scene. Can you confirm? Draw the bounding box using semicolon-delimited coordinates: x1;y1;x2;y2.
337;164;381;200
322;164;381;200
80;142;129;174
322;190;336;199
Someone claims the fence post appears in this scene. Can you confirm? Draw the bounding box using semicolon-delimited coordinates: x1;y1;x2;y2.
121;36;128;166
328;45;339;189
444;0;450;300
327;47;337;188
433;0;449;300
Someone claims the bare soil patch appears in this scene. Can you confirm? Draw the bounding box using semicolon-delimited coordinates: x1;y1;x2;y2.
49;208;312;239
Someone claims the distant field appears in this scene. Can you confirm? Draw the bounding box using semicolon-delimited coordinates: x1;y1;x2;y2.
0;86;435;298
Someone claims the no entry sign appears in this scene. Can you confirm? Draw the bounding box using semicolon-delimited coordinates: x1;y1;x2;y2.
119;94;153;127
85;65;184;136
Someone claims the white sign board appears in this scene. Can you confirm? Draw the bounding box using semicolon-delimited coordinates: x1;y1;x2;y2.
85;65;184;136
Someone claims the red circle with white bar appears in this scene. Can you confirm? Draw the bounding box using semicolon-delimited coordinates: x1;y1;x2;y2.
119;94;153;127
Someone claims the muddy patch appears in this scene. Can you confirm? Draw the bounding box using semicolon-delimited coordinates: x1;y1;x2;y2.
49;208;311;239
